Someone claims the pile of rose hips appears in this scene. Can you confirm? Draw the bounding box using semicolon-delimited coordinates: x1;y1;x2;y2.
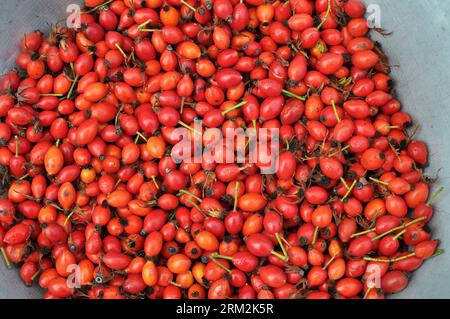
0;0;443;299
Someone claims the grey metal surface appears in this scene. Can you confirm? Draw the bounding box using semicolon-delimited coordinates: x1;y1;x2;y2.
0;0;449;298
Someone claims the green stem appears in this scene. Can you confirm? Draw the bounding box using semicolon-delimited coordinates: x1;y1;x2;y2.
41;93;64;97
363;287;372;299
312;226;319;245
329;145;350;158
151;175;159;190
137;19;153;30
350;227;376;239
178;189;202;203
384;126;401;130
85;0;114;14
275;233;288;258
50;203;64;211
1;247;11;269
431;249;444;258
271;250;289;262
369;177;389;186
362;257;391;263
393;229;406;240
222;101;247;116
364;252;416;263
31;270;41;282
233;182;239;212
212;254;233;261
115;43;127;60
244;138;251;150
210;254;232;274
18;173;29;181
289;43;299;53
181;0;196;11
338;76;353;87
323;252;338;270
140;29;161;33
282;89;306;101
331;100;341;123
372;216;426;241
317;0;331;30
64;209;77;226
340;177;349;190
169;210;177;221
115;105;124;128
135;131;148;143
280;236;290;248
341;180;357;202
66;75;79;99
170;281;182;288
427;187;444;205
178;121;201;136
14;135;19;157
245;120;258;150
186;199;202;212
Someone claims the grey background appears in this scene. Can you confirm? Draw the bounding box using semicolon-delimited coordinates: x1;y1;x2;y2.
362;0;450;299
0;0;449;298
